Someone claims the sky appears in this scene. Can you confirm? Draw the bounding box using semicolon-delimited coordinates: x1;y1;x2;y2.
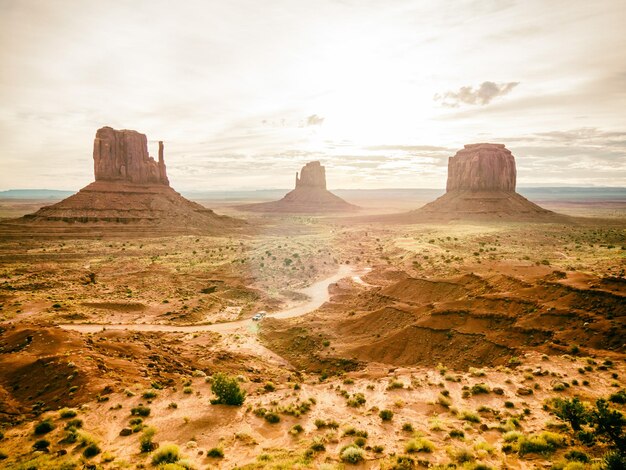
1;0;625;191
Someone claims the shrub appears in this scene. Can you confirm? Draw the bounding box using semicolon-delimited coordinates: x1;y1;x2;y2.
152;444;181;465
471;383;490;395
131;405;151;417
347;393;366;407
210;373;246;406
402;422;414;432
290;424;304;435
140;427;157;452
264;412;280;424
518;432;565;455
379;409;394;421
33;439;50;450
591;399;626;454
437;393;452;408
59;408;78;419
609;390;626;404
553;397;588;431
449;429;465;439
142;390;157;399
83;443;101;458
310;438;326;452
207;447;224;458
340;445;365;464
603;450;626;470
460;411;481;423
387;380;404;390
34;419;55;435
0;451;7;460
183;387;193;394
405;437;435;453
564;449;589;462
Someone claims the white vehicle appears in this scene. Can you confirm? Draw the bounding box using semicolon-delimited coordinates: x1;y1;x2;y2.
252;311;267;321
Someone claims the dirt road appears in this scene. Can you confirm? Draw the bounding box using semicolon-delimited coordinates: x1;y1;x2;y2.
59;264;361;334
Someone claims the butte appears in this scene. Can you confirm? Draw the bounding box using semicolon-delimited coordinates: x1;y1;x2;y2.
238;161;359;213
0;126;244;236
388;143;568;223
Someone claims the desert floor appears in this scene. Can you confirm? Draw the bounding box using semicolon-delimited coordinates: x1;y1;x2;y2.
0;195;624;469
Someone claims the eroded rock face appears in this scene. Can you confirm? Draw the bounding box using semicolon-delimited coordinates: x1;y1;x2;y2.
295;161;326;190
446;143;516;192
93;127;169;185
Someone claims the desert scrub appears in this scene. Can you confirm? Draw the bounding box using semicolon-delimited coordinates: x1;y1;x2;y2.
460;410;481;423
379;409;394;421
387;380;404;390
152;444;181;465
33;439;50;451
346;392;366;407
290;424;304;435
471;383;490;395
340;445;365;464
314;419;339;429
343;427;368;438
504;431;566;456
401;422;414;432
437;393;452;408
405;437;435;453
130;405;151;417
207;447;224;458
34;419;55;435
140;427;157;452
59;408;78;419
210;373;246;405
142;390;158;399
83;442;101;458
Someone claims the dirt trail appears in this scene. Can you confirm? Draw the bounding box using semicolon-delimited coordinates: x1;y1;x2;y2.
58;264;360;334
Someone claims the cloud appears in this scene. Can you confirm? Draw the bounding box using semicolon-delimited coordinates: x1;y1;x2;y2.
306;114;325;126
434;81;519;107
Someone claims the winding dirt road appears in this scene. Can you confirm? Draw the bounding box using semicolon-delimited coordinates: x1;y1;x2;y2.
59;264;362;335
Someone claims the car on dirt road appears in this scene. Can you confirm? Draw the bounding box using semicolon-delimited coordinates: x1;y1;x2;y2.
252;311;267;321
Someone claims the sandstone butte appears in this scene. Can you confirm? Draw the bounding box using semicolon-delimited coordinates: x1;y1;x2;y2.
1;127;243;236
413;143;561;221
238;161;359;213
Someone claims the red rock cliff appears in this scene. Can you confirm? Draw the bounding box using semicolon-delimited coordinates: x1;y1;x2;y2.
295;161;327;190
446;143;516;192
93;127;169;185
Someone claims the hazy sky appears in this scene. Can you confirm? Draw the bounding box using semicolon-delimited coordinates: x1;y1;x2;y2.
1;0;625;190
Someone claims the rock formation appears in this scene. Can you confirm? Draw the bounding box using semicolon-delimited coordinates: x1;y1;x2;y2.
1;127;244;235
366;143;564;223
238;161;359;213
93;127;169;185
446;144;515;192
412;143;558;221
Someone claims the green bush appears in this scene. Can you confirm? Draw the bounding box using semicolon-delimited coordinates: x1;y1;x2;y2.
340;445;365;464
130;405;151;417
405;437;435;453
143;390;158;399
207;447;224;458
518;432;565;455
140;427;156;452
34;419;55;435
152;444;181;465
553;397;588;431
471;383;490;395
379;409;394;421
591;399;626;454
210;373;246;406
59;408;78;419
33;439;50;451
264;412;280;424
83;443;101;458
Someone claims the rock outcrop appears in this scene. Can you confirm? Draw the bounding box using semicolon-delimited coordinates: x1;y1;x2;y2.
413;143;558;221
295;161;327;190
93;127;169;185
364;143;566;223
238;161;359;213
1;127;244;236
446;143;515;192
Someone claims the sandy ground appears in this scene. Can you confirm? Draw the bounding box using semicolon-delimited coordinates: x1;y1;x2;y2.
0;198;624;469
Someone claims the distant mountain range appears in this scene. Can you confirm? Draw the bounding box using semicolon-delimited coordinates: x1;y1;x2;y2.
1;187;624;201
